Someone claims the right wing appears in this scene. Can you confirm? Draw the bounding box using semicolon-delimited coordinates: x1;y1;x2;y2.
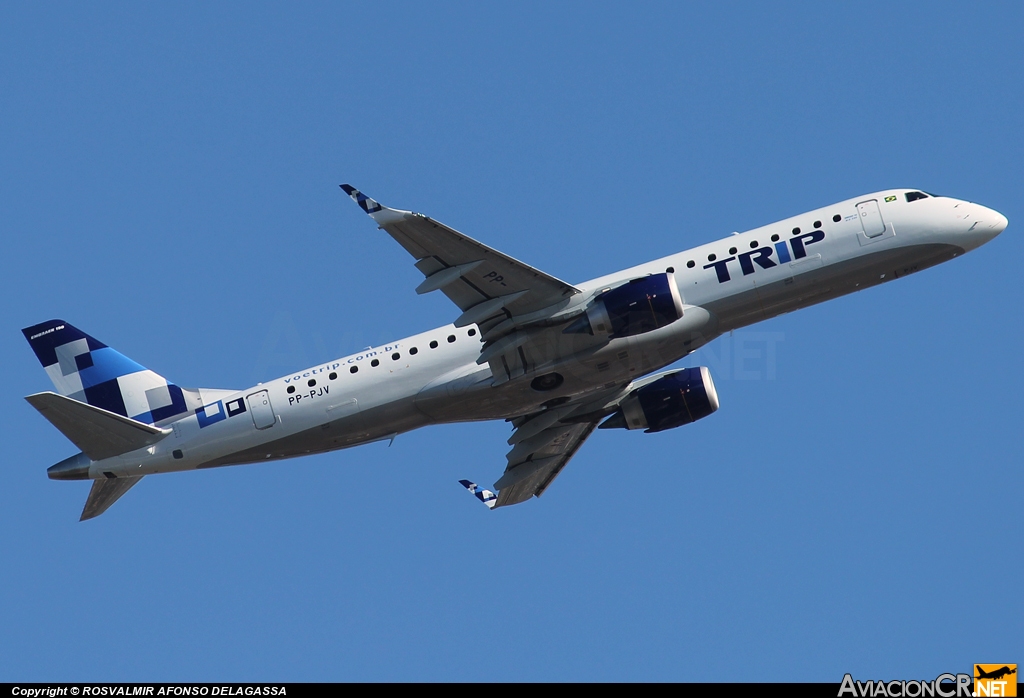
340;185;583;337
341;185;612;386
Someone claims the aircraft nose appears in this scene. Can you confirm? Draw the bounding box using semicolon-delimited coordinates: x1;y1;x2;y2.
991;210;1009;234
967;203;1007;242
978;205;1008;237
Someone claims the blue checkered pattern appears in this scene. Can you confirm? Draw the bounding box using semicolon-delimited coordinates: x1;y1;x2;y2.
196;400;227;429
340;184;383;214
458;480;497;509
22;319;189;426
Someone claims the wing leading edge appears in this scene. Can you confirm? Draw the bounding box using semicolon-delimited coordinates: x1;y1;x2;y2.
340;185;581;334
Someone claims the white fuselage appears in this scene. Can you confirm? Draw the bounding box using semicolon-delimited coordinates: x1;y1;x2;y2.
84;190;1006;480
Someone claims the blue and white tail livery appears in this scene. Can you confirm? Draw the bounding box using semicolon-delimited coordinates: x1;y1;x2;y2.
22;185;1007;520
22;320;195;426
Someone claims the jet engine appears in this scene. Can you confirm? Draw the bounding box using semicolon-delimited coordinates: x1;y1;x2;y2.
565;272;684;338
599;366;720;433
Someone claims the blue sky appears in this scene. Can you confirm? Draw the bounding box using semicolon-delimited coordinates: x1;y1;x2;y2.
1;1;1020;682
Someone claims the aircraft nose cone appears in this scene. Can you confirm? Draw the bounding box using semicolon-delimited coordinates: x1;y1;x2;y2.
967;203;1007;244
991;210;1009;234
979;205;1008;239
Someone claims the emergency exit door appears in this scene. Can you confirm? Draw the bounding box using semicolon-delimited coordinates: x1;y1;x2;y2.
857;200;887;238
247;390;277;429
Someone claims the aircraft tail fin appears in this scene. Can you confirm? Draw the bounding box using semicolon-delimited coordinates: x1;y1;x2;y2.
26;391;170;461
21;319;191;425
458;480;497;509
81;476;143;521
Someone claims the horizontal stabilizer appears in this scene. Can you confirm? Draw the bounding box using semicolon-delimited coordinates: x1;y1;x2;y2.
81;476;143;521
21;319;193;426
25;391;170;461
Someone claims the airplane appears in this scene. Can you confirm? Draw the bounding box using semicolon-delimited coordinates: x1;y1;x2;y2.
976;666;1016;681
22;186;1007;520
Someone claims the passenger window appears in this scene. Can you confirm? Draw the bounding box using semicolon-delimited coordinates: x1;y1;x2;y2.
410;347;418;355
287;386;296;394
392;352;400;360
729;247;737;255
371;359;379;367
686;260;695;268
350;366;358;374
447;335;456;343
468;329;477;337
329;372;337;380
430;340;438;349
308;379;316;387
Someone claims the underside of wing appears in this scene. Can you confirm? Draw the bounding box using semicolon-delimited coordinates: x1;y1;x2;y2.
457;382;635;509
492;421;598;507
340;185;581;334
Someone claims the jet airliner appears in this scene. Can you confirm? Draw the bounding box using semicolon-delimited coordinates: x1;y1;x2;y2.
23;186;1007;519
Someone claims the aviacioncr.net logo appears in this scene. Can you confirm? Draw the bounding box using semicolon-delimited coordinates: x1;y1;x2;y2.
838;673;972;697
974;665;1017;697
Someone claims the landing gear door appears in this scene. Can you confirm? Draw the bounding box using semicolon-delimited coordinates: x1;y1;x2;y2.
857;200;887;238
247;390;277;430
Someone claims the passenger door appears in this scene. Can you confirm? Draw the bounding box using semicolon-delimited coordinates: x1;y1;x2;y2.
246;390;277;430
857;200;887;238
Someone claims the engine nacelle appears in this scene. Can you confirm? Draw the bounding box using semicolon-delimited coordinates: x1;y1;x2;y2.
600;367;720;433
565;272;684;338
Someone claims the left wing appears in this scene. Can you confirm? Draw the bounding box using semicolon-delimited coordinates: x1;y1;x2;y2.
459;384;632;509
457;368;695;509
490;420;598;507
340;185;582;338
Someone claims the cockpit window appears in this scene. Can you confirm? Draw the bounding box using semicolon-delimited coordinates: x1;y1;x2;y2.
905;191;929;202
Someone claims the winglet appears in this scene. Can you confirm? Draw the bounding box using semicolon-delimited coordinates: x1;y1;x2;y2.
458;479;497;509
340;184;383;214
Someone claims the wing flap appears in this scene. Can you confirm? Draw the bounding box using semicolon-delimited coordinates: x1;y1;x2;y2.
25;391;171;461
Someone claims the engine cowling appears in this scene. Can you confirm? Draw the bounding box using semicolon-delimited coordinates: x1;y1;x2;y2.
565;272;684;338
600;367;720;433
